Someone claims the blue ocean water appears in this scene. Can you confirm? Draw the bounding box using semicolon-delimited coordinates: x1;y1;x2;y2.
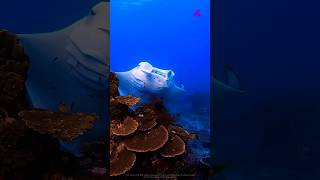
111;0;210;93
111;0;211;159
0;0;102;33
213;0;320;179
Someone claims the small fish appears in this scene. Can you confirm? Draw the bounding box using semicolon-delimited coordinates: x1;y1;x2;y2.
193;9;202;17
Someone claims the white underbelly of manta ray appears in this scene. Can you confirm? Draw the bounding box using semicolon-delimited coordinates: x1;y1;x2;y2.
115;61;186;103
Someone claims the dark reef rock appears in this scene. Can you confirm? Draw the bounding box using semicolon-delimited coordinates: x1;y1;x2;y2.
0;108;61;179
0;30;106;179
110;72;119;97
0;29;29;115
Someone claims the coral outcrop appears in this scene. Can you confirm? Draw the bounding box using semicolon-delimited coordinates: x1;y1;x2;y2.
109;72;196;177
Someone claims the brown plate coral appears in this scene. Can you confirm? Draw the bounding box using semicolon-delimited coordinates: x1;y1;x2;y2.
110;142;136;176
109;72;197;177
160;135;186;158
115;95;141;107
111;116;139;136
124;125;169;152
19;105;97;141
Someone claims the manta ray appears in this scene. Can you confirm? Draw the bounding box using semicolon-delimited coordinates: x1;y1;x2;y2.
116;62;243;112
17;2;109;156
213;65;244;106
115;61;185;103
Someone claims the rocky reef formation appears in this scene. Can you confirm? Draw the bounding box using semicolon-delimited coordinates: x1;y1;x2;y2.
0;29;28;112
0;30;107;179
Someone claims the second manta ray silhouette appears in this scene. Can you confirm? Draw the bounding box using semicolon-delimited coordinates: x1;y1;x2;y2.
213;65;244;105
17;1;243;157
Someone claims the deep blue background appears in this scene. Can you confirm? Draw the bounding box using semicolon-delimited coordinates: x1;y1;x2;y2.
0;0;102;33
213;0;320;179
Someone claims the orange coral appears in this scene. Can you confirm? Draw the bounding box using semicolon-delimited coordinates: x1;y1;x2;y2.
160;135;185;157
110;143;136;176
115;95;141;107
124;125;169;152
111;116;139;136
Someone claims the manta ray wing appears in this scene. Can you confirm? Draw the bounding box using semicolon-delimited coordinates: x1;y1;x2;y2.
16;2;109;157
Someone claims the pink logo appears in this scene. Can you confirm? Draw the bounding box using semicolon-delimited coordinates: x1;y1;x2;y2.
193;9;202;17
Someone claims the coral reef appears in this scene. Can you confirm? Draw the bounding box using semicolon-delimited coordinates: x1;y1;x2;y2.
0;30;216;179
109;72;201;177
